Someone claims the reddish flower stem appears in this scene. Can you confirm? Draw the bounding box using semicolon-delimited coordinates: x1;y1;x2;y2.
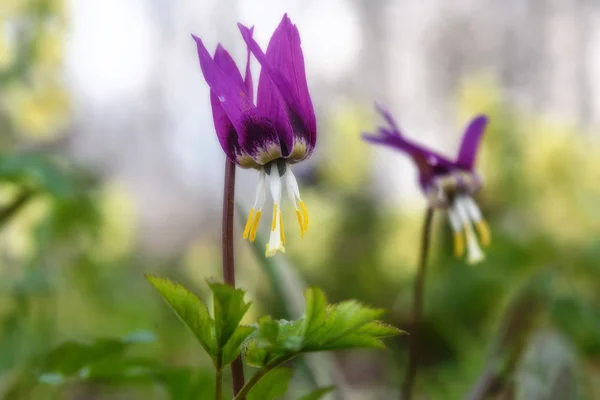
221;158;245;395
401;207;434;400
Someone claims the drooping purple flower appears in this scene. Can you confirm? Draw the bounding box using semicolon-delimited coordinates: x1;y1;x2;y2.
363;105;490;264
192;14;315;257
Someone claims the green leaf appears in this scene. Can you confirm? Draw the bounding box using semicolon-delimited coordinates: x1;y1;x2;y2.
304;287;328;338
244;318;305;368
208;281;252;349
146;275;217;361
247;367;293;400
297;386;336;400
244;287;403;368
222;325;255;367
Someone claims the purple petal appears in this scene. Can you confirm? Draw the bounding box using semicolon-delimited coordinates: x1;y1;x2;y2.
210;91;260;169
209;90;238;162
192;34;253;131
255;43;294;158
244;27;255;101
213;44;244;89
238;16;316;161
192;34;282;165
455;115;488;170
362;130;456;169
375;103;402;136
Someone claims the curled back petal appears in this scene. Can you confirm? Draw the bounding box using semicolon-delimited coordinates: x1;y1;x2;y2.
213;44;245;89
192;34;283;165
210;44;260;168
255;58;294;158
362;131;456;169
244;26;255;101
375;103;402;136
455;115;488;170
238;16;316;162
210;91;260;168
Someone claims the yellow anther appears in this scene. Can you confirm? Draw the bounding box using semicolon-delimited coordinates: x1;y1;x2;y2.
475;220;491;247
300;201;309;231
249;211;261;242
271;204;278;232
243;208;255;239
280;213;286;245
453;231;465;258
295;209;305;238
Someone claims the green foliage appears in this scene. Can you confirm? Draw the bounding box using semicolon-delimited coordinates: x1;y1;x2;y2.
147;276;218;362
2;332;179;398
208;281;252;349
244;287;403;368
247;368;293;400
147;276;253;370
148;278;400;400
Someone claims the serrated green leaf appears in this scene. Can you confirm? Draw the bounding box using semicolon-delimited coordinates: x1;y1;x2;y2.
208;281;251;349
244;336;270;368
222;325;255;367
146;276;217;361
244;319;305;368
355;321;403;338
247;367;293;400
304;301;384;347
258;316;281;344
244;288;403;367
304;287;328;337
315;333;385;351
297;386;336;400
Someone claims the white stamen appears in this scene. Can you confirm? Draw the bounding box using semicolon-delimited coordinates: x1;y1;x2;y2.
284;168;302;208
266;164;284;256
252;169;267;211
447;206;462;233
461;195;483;222
454;197;485;264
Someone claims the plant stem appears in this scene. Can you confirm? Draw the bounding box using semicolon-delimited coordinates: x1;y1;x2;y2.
215;365;223;400
232;354;297;400
221;159;245;395
401;207;434;400
0;189;36;228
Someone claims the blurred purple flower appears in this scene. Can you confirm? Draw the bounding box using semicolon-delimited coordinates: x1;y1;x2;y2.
363;105;490;264
192;14;315;257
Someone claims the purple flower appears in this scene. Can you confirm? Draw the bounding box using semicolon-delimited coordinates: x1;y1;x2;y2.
192;14;315;257
363;105;491;264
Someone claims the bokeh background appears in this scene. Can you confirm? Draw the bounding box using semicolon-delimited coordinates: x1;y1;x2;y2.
1;0;600;398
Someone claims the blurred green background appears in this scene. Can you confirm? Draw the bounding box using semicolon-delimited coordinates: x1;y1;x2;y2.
1;0;600;399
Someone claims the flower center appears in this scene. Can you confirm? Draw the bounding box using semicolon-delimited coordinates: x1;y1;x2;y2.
242;161;309;257
426;170;482;208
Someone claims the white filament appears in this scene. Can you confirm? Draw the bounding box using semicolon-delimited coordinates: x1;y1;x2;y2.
252;169;267;211
284;167;302;209
454;196;485;264
266;164;284;255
